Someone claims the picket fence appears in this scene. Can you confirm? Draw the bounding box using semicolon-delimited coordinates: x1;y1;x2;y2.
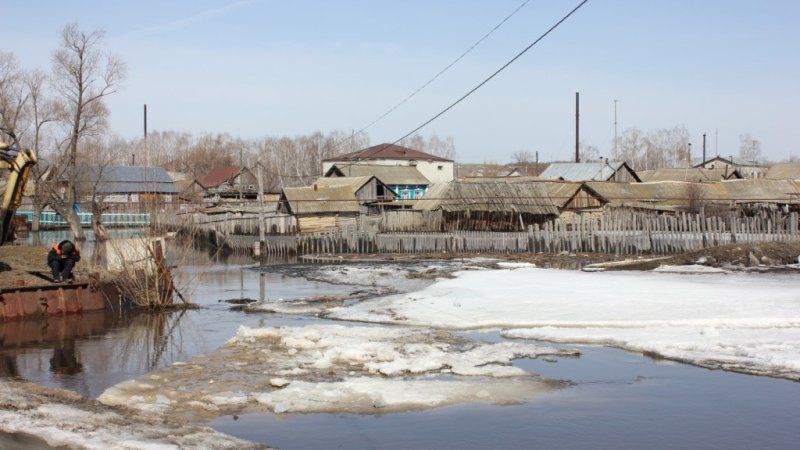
201;210;800;257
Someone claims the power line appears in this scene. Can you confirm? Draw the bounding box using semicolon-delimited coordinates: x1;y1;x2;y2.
356;0;532;135
391;0;591;145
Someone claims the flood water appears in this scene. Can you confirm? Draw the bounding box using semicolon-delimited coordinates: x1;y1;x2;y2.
2;233;800;449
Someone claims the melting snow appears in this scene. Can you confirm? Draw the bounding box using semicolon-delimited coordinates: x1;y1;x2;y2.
328;267;800;380
0;380;267;449
99;324;573;419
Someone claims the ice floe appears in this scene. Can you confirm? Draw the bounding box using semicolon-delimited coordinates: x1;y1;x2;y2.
328;267;800;380
99;324;574;419
0;380;266;449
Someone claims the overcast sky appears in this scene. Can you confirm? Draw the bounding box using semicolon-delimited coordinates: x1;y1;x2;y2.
3;0;798;163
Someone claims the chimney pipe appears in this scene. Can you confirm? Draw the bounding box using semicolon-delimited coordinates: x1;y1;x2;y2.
702;133;706;163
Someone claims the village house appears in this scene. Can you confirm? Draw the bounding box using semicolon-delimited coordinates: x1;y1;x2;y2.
692;156;766;179
279;176;397;233
540;161;640;182
324;163;431;200
198;165;259;203
322;143;454;184
71;166;178;212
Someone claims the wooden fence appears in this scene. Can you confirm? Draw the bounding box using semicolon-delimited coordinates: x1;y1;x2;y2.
205;210;800;257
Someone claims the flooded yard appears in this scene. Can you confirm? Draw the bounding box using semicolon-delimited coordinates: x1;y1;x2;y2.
1;241;799;449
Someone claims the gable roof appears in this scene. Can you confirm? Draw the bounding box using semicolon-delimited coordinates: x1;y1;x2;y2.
637;167;742;182
692;156;762;167
75;166;177;194
200;166;245;188
539;161;640;182
414;181;559;216
325;164;430;185
323;143;452;163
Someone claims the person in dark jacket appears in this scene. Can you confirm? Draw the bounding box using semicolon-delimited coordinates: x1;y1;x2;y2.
47;240;81;282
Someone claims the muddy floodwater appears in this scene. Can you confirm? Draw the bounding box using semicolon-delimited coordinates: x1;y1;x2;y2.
2;240;799;449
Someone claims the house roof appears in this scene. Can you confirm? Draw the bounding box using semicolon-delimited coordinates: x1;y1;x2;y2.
326;164;430;185
539;161;639;182
692;156;762;167
75;166;178;194
637;167;741;182
413;181;559;216
585;181;694;211
586;179;800;211
323;143;452;163
281;185;361;214
200;166;244;188
765;163;800;180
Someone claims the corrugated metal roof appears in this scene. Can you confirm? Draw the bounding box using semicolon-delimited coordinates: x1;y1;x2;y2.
539;161;633;182
75;166;178;194
323;143;452;162
765;164;800;180
327;164;430;185
281;186;361;215
413;181;559;216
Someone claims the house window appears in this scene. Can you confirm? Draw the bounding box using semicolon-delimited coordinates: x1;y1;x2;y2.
249;185;255;190
438;165;443;170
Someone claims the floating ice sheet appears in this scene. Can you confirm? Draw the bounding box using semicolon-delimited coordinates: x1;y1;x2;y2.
328;267;800;380
0;380;266;449
99;324;574;419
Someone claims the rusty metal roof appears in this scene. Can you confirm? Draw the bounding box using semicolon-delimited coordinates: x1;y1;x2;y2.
199;166;244;188
324;143;452;162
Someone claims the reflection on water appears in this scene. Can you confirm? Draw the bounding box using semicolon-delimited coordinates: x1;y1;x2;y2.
0;255;354;398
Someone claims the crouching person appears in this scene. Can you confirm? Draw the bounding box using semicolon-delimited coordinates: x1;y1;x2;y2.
48;240;81;282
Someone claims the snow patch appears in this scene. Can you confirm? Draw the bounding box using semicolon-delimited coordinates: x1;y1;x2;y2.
328;267;800;380
99;324;572;419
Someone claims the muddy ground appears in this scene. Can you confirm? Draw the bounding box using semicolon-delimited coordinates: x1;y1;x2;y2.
306;241;800;272
4;240;799;289
0;245;103;287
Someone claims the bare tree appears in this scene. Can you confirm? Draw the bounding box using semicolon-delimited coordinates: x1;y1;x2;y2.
0;51;31;147
50;23;126;241
511;150;533;165
739;133;761;162
399;133;456;160
25;69;59;231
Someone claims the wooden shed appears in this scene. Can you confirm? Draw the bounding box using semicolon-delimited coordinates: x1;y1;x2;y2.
413;181;559;231
279;176;396;233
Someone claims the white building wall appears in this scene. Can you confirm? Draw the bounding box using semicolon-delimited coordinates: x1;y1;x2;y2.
321;159;454;183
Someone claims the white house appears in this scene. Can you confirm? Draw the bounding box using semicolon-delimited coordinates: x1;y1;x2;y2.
322;143;454;184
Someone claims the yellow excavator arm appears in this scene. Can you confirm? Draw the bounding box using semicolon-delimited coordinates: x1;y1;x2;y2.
0;143;37;244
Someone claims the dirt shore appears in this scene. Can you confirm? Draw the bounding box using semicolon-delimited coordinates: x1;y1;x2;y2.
302;241;800;272
0;245;103;287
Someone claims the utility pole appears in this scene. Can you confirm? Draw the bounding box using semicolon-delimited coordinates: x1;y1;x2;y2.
143;104;148;166
238;147;244;202
575;92;580;163
613;99;618;157
256;159;265;259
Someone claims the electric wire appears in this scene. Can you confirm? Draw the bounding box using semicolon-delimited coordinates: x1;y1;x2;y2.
390;0;591;145
355;0;532;135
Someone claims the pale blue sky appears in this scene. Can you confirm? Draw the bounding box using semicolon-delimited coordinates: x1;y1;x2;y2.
3;0;799;163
